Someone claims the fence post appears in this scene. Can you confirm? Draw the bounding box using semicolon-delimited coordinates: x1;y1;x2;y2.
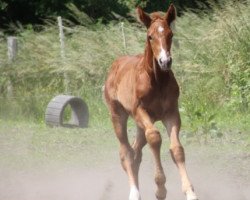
7;36;18;97
8;37;18;60
57;16;69;94
120;22;127;53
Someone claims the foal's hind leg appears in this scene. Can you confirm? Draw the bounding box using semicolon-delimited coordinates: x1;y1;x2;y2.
110;103;140;200
132;126;147;187
163;110;198;200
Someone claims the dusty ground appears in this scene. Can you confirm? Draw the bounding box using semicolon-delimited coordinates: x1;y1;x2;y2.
1;145;250;200
0;122;249;200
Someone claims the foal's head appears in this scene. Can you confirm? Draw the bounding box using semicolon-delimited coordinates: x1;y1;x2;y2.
137;4;176;71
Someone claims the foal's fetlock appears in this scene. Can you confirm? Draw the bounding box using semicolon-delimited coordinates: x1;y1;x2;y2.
155;185;167;200
185;186;198;200
182;183;193;193
129;185;141;200
155;173;166;200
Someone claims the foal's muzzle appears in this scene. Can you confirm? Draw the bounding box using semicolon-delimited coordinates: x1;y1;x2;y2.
159;57;172;71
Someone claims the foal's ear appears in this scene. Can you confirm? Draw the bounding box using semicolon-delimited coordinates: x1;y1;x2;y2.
137;6;151;28
165;3;176;26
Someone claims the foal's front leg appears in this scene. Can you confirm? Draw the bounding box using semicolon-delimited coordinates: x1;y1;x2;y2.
135;108;167;200
110;107;141;200
163;110;198;200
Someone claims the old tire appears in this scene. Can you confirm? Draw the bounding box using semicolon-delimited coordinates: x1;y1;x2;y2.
45;95;89;128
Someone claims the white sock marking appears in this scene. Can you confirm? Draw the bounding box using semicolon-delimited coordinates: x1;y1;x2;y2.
186;189;198;200
129;185;140;200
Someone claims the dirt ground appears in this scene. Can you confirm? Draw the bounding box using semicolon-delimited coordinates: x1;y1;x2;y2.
1;145;249;200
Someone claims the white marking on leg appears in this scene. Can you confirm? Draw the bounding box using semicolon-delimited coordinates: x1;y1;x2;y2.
186;189;198;200
129;185;141;200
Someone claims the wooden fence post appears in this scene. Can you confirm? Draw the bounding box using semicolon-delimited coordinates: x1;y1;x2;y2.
57;16;69;94
7;36;18;97
120;22;127;53
7;37;18;61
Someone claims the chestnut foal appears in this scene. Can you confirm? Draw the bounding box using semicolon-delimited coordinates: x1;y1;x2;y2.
104;4;198;200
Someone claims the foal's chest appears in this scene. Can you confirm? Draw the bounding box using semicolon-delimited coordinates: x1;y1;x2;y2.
140;84;179;120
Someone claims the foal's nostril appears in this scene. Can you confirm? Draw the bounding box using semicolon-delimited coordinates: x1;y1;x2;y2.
159;58;163;65
167;58;172;68
158;56;172;70
168;58;172;65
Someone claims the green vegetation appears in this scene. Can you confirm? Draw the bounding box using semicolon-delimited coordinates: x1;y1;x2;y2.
0;120;119;169
0;0;249;144
0;119;249;170
175;0;250;141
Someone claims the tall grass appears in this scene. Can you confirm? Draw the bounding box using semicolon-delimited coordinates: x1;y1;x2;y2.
0;1;249;134
173;0;250;136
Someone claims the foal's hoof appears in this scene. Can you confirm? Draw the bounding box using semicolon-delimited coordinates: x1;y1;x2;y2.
186;190;198;200
156;196;166;200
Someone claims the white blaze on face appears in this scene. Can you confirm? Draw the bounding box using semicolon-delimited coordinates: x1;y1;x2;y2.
159;44;168;63
158;26;164;33
157;25;170;67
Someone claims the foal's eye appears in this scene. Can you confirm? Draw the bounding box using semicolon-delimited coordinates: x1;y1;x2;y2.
148;35;153;41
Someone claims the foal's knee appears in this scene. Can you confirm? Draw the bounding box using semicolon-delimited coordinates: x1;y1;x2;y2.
145;129;162;148
170;145;185;164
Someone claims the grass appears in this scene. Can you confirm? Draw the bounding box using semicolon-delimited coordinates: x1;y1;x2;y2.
0;119;249;172
174;0;250;137
0;120;118;170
